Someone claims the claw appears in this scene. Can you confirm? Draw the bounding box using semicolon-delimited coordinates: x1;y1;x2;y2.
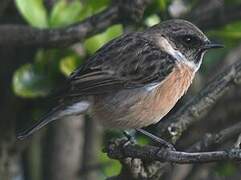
122;130;136;147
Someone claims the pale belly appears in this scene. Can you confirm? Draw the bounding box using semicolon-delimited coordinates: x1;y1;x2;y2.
92;65;194;129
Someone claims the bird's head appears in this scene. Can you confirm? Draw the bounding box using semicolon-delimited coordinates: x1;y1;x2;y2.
147;19;223;71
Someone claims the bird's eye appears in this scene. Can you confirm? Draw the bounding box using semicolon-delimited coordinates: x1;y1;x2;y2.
181;35;199;46
184;36;192;43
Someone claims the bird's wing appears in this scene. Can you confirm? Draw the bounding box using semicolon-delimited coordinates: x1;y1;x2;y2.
66;32;176;97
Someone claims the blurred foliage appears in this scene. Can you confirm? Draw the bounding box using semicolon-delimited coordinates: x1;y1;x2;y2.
145;14;160;27
209;22;241;41
15;0;48;28
49;0;83;28
224;0;241;5
15;0;111;28
157;0;171;11
13;0;121;99
13;49;60;98
201;48;227;74
203;20;241;73
13;63;52;97
84;24;123;54
83;0;110;12
99;152;121;177
214;162;237;177
59;55;83;76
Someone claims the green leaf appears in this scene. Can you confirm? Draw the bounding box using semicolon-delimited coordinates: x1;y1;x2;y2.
35;49;65;76
145;14;160;27
15;0;48;28
208;21;241;39
87;0;110;12
157;0;168;11
99;152;121;177
59;55;81;76
49;0;83;28
137;135;149;145
76;0;110;23
84;24;123;54
214;162;237;177
12;63;52;98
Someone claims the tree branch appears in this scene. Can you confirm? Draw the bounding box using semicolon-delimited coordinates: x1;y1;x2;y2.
186;4;241;30
105;139;241;164
0;6;118;47
188;120;241;152
0;0;151;47
43;117;85;180
81;117;103;180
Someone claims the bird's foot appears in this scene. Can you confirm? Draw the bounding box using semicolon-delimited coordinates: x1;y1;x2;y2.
136;128;176;151
122;130;136;147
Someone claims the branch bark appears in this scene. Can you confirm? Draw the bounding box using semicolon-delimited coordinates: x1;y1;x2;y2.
0;0;151;47
188;120;241;152
106;139;241;164
186;3;241;30
0;6;118;47
43;116;85;180
81;117;103;180
165;120;241;180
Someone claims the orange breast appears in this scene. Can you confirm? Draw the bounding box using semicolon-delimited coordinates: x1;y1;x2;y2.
131;63;195;126
93;63;195;129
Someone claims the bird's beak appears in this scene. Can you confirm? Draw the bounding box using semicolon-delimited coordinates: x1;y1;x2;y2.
202;41;224;50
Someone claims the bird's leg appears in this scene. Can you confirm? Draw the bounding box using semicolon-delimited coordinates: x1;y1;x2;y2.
136;128;176;151
122;130;136;146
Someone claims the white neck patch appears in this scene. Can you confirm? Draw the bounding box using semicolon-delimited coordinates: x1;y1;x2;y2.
156;36;201;72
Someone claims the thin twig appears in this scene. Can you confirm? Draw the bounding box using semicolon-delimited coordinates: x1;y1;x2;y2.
188;120;241;152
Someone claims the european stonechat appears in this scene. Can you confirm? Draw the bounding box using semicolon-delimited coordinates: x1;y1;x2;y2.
17;19;223;142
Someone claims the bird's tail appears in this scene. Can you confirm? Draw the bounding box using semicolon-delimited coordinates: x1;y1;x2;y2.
17;105;64;140
17;100;90;140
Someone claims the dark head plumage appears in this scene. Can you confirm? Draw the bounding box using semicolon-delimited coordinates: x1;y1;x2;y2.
146;19;223;66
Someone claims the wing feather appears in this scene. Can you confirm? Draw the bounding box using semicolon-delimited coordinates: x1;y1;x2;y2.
67;32;176;97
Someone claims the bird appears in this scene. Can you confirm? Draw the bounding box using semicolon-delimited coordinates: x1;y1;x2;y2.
17;19;223;144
